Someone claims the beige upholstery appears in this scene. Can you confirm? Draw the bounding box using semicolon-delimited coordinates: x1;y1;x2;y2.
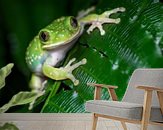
123;69;163;106
86;100;163;122
85;69;163;130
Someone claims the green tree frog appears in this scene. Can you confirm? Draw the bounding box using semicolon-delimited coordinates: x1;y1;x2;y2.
25;7;125;109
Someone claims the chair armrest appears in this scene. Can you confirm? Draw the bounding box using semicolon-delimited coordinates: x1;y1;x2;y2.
87;82;118;101
137;86;163;92
87;83;118;89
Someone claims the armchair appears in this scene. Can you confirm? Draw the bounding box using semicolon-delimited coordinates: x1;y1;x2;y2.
86;69;163;130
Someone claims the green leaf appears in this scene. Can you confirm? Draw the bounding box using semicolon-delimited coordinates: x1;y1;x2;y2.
42;90;85;113
0;123;19;130
41;0;163;112
0;92;38;113
0;63;14;89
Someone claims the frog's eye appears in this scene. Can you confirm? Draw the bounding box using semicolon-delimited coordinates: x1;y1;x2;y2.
70;17;78;28
39;31;49;42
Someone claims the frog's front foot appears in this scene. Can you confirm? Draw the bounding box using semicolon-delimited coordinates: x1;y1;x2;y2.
43;58;87;86
87;7;126;35
62;58;87;85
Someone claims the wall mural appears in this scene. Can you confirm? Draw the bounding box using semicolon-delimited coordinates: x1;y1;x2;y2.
0;0;162;113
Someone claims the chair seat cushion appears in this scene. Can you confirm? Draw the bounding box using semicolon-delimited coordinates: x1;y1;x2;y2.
85;100;163;122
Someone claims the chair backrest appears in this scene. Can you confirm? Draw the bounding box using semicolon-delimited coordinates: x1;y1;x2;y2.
122;69;163;107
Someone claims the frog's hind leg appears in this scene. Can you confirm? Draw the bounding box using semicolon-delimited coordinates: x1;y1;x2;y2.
29;74;47;92
28;74;46;110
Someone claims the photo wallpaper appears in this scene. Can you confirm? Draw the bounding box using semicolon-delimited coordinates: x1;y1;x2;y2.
0;0;162;113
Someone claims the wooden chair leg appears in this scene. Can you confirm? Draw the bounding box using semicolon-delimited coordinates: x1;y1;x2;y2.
157;91;163;114
92;113;98;130
141;123;148;130
121;121;127;130
141;90;152;130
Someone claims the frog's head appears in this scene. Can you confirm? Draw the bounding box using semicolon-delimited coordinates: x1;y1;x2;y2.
38;16;81;49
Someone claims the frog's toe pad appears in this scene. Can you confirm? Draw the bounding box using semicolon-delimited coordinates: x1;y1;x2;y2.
119;7;126;12
115;18;121;24
74;80;79;86
81;58;87;64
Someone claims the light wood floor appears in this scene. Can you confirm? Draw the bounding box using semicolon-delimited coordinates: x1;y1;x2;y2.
0;113;140;130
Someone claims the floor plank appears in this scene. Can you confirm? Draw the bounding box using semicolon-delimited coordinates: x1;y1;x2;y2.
0;113;129;130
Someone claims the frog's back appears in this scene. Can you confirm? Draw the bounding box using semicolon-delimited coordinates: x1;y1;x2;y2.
26;37;47;74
